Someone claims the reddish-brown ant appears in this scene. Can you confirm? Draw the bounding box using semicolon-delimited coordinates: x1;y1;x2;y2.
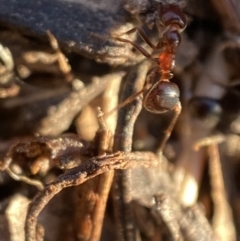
113;3;187;151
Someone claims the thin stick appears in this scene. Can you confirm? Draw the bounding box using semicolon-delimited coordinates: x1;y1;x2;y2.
208;144;236;241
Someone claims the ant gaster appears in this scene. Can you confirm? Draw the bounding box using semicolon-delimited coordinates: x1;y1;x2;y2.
189;83;240;135
114;4;187;151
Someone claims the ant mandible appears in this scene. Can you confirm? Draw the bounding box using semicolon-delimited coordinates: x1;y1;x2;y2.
113;3;187;151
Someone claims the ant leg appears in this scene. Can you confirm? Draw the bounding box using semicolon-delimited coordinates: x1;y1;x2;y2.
145;67;159;87
120;27;158;50
158;102;182;153
107;65;157;116
106;89;145;116
112;36;156;60
156;39;164;49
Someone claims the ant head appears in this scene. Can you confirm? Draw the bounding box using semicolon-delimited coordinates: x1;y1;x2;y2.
159;4;187;30
144;81;179;114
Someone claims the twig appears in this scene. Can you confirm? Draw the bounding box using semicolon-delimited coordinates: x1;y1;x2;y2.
112;61;150;241
47;31;73;83
25;151;159;241
72;75;121;241
88;76;121;241
37;73;117;136
5;168;44;190
208;144;236;241
153;194;216;241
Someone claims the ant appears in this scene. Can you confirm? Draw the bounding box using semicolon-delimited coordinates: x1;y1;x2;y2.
188;42;240;140
189;80;240;135
113;3;187;151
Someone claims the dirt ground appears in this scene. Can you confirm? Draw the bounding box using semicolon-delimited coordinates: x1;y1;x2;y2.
0;0;240;241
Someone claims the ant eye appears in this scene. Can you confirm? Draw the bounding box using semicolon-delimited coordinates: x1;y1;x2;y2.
160;4;187;29
188;97;222;123
144;81;180;113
